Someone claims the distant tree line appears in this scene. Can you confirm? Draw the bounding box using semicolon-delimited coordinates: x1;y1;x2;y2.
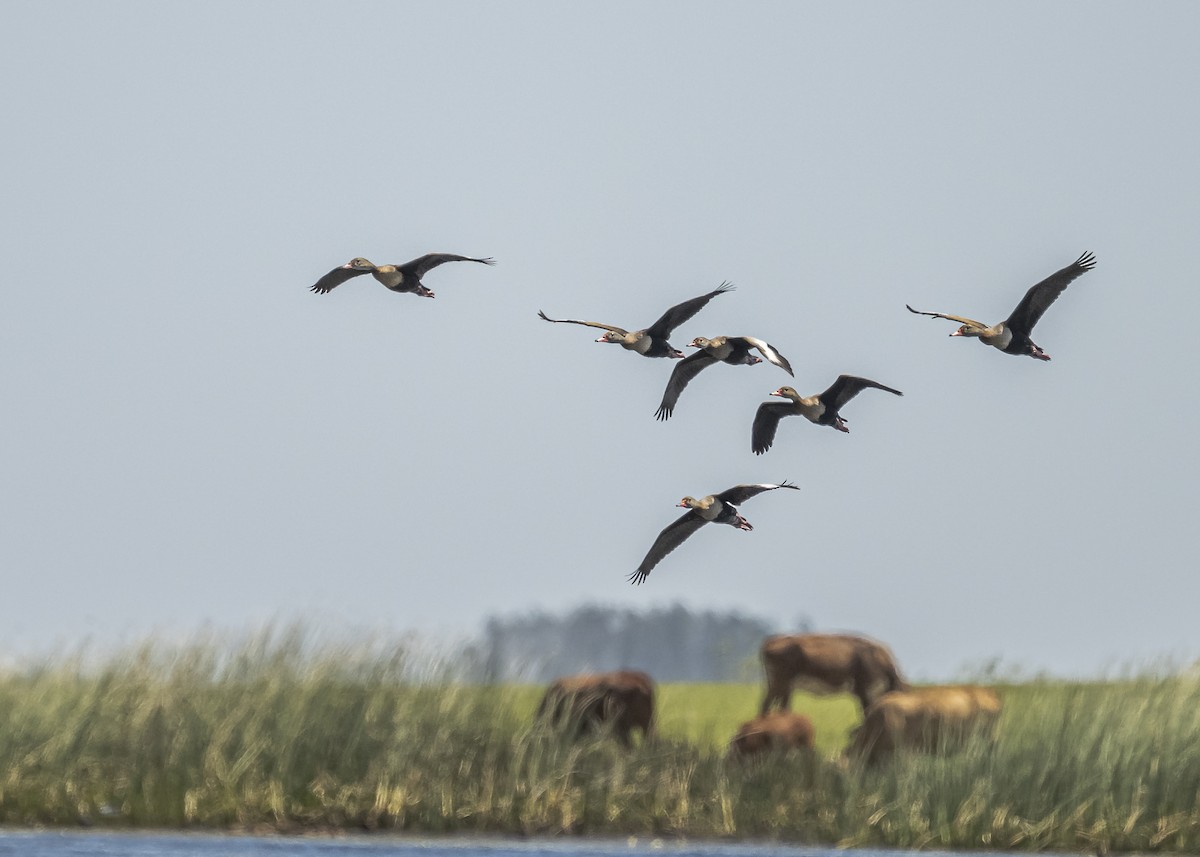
467;603;810;683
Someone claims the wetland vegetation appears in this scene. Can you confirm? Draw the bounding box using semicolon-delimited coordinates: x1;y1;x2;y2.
1;629;1199;852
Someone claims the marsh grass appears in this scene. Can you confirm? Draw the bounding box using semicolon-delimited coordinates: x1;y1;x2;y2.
2;630;1200;851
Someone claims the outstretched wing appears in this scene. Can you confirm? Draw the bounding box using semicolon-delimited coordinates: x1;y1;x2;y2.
736;336;794;376
400;253;496;279
715;481;800;506
310;265;370;294
630;510;706;585
751;401;796;455
536;311;627;335
905;304;989;330
818;375;903;412
1004;251;1095;336
655;351;718;421
645;282;735;338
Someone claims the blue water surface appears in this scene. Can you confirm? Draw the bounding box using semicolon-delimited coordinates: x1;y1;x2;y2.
0;831;1006;857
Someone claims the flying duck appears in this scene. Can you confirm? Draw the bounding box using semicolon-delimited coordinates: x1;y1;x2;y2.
310;253;495;298
751;376;903;454
906;251;1096;360
655;336;795;420
630;482;799;584
537;283;733;359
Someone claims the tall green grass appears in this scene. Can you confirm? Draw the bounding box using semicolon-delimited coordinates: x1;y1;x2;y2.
1;628;1199;852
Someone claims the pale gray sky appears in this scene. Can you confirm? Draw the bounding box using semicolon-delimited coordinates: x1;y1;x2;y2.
2;2;1197;678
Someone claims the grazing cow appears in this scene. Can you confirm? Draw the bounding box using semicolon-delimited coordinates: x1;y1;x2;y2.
847;685;1003;765
535;669;655;747
727;711;815;759
760;633;907;715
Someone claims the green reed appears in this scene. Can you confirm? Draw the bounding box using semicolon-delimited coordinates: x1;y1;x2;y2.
1;629;1199;852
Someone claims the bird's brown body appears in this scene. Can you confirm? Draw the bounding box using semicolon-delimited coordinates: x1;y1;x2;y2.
907;251;1096;360
654;335;794;420
310;253;495;298
751;376;902;454
538;283;733;359
631;482;799;584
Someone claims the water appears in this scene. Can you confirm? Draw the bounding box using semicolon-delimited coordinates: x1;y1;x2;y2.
0;832;1008;857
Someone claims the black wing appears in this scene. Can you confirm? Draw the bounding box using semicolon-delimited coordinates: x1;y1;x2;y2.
399;253;496;279
629;510;707;585
655;351;718;421
644;282;734;338
310;265;370;294
1004;251;1095;336
735;336;795;376
818;375;903;412
751;401;796;455
715;481;800;506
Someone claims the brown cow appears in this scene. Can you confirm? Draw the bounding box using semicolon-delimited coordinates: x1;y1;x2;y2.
535;669;655;747
727;710;815;759
847;685;1002;765
760;633;907;715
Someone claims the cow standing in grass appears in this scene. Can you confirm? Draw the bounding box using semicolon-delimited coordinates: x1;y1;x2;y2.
760;632;907;715
535;669;655;747
847;685;1003;765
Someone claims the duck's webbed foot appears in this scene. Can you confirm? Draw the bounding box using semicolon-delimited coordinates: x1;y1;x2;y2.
834;418;850;433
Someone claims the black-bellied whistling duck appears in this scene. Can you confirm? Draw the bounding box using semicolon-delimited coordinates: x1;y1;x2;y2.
630;482;799;584
751;377;902;454
655;335;794;420
310;253;495;298
906;251;1096;360
537;283;733;359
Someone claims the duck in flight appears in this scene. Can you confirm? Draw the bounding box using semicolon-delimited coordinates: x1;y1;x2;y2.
538;283;733;359
655;336;795;420
906;251;1096;361
310;253;495;298
751;377;903;454
630;482;799;585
